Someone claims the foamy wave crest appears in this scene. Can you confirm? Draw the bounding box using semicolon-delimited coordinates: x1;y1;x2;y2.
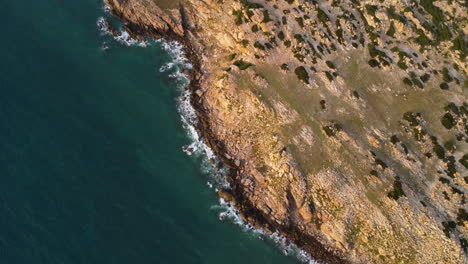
97;17;109;35
161;41;192;67
114;31;149;47
159;62;175;73
103;3;111;13
96;17;149;47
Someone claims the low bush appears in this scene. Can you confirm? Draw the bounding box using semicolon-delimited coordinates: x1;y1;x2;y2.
295;66;309;84
233;59;253;70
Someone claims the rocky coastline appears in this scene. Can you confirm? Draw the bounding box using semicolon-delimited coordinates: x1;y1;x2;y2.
104;2;346;262
103;0;467;263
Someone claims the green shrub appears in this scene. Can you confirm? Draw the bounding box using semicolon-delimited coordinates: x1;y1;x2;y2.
414;30;431;47
325;71;334;81
411;78;424;89
352;91;360;99
387;6;407;24
294;53;305;62
232;10;243;25
444;103;460;116
368;43;386;58
433;143;445;159
440;82;449;90
390;135;400;144
262;10;272;23
386;21;396;37
233;59;253;70
251;24;259;33
278;31;285;40
294;34;304;43
295;17;304;28
320;100;326;110
403;112;420;126
325;61;336;69
323;123;342;137
365;4;378;17
439;177;450;184
226;53;237;61
452;34;467;59
444;141;455;152
375;158;388;169
442;67;453;83
403;77;413;86
240;0;263;9
254;41;265;50
388;176;405;200
442;221;456;238
457;209;468;225
239;39;249;47
397;60;408;70
420;73;431;83
441;113;456;129
317;8;329;25
295;66;309;84
459;154;468;169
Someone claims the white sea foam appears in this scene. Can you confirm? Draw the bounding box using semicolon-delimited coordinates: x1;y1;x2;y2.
159;62;175;72
96;17;149;47
114;31;149;47
96;17;109;35
103;3;111;13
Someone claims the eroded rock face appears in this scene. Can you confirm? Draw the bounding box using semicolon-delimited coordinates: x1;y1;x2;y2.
105;0;467;263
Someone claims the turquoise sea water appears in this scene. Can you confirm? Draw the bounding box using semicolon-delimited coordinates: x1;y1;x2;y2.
0;1;301;263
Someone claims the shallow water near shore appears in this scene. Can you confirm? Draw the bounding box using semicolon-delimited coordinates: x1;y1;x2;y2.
0;1;303;263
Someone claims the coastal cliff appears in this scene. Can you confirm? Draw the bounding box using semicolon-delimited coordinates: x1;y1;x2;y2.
104;0;467;263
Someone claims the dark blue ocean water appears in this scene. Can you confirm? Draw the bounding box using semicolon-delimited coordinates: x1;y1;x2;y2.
0;1;300;263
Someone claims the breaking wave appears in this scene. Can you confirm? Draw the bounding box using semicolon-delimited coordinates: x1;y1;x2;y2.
96;16;149;47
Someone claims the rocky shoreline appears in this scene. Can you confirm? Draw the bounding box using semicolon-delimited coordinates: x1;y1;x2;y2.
103;0;467;263
104;2;346;263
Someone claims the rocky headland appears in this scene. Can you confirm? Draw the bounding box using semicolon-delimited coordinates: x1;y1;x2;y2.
103;0;467;263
